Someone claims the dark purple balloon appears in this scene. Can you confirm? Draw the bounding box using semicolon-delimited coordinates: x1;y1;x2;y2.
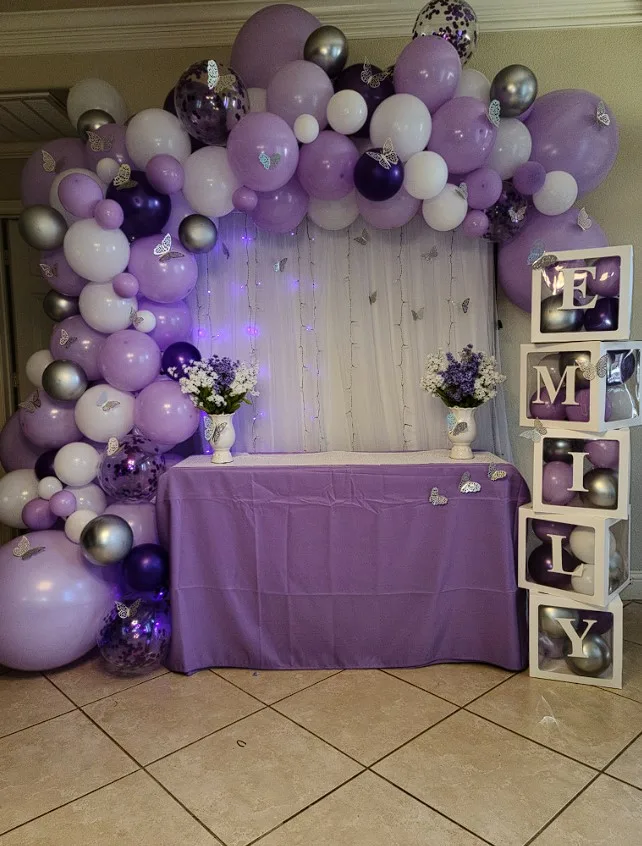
588;256;620;297
528;543;577;588
580;610;613;636
34;448;59;480
161;342;202;380
334;63;395;138
106;170;171;242
532;519;573;543
583;297;619;332
608;350;636;385
483;181;529;243
354;150;404;202
124;543;169;592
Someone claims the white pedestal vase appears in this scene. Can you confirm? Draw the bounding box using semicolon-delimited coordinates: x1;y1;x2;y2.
446;406;477;460
206;413;236;464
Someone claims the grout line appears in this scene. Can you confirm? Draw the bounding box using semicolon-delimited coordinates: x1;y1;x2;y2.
43;668;171;708
208;667;344;708
460;670;521;707
365;707;464;770
598;723;642;774
142;768;227;845
378;666;518;708
600;771;642;792
267;705;370;769
522;771;601;846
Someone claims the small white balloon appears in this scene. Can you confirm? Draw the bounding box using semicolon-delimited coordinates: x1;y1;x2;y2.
53;442;100;487
38;476;63;500
49;167;106;224
74;383;135;443
326;90;368;136
569;526;596;565
65;508;97;544
64;219;130;283
125;108;191;169
606;384;635;421
404;151;449;200
293;114;320;144
533;170;578;216
370;94;432;162
455;69;491;103
0;469;39;529
308;191;359;230
67;78;127;126
571;563;594;595
133;310;157;333
183;146;241;218
422;184;468;231
96;157;121;184
26;349;54;388
79;280;137;334
487;119;532;180
248;87;267;113
66;482;106;515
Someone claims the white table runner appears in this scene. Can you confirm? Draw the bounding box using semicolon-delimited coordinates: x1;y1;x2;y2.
176;450;507;469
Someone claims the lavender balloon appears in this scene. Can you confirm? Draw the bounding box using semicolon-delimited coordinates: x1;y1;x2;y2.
250;176;309;233
127;234;198;303
22;498;56;530
19;390;82;449
586;439;619;470
233;186;259;212
463;167;502;210
428;97;496;174
529;388;566;421
512;161;546;196
50;489;77;518
334;62;395;138
162;341;201;379
146;154;184;195
297;131;358;200
0;411;45;473
104;502;158;546
112;272;139;298
49;315;107;380
162;191;198;239
98;433;167;503
97;597;171;675
134;379;201;445
566;387;612;423
227;112;299;192
462;210;489;238
267;59;333;129
354;149;404;202
84;123;129;171
39;246;88;296
98;330;161;392
106;170;171;242
174;59;248;146
58;173;103;219
21;138;87;206
94;199;124;230
357;188;420;229
483;181;529;243
137;297;192;351
542;461;574;505
394;35;460;112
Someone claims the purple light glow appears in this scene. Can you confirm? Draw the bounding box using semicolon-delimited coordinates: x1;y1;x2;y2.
246;325;259;336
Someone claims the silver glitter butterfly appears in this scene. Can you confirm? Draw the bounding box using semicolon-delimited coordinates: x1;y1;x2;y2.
488;462;507;481
411;307;424;321
454;182;468;201
59;328;77;349
41;149;59;174
353;228;370;246
422;246;439;262
96;390;121;412
130;308;143;327
259;151;281;170
520;418;548;442
360;60;390;89
369;291;377;304
112;163;137;190
577;207;592;231
459;471;481;493
447;412;468;437
221;242;230;260
429;486;448;506
19;390;41;414
508;204;527;224
39;262;58;279
115;599;141;619
153;233;184;263
86;130;112;153
205;417;228;444
527;240;558;270
106;437;121;456
487;99;501;127
207;59;220;90
12;535;45;561
366;137;398;170
576;354;608;381
461;297;470;314
596;100;611;128
273;258;287;272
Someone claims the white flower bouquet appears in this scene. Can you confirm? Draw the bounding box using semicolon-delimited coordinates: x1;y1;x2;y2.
421;344;505;408
178;354;258;415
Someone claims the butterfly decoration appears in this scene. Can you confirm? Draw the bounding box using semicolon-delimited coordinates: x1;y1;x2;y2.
130;308;144;327
59;328;77;349
221;242;230;260
205;417;228;444
461;298;470;314
446;411;468;437
258;151;281;170
576;354;608;381
454;182;468;201
429;486;448;506
86;130;113;153
41;149;60;174
106;437;121;457
115;599;141;619
366;137;399;170
487;99;501;127
508;204;527;224
459;471;481;494
153;233;184;263
577;207;593;231
353;228;370;246
12;535;45;561
96;390;121;412
273;257;287;272
360;60;391;89
19;390;41;414
421;246;439;262
596;100;611;128
369;291;377;304
207;59;220;90
411;307;425;321
112;163;137;190
527;240;558;271
39;262;58;279
520;418;548;442
488;462;507;481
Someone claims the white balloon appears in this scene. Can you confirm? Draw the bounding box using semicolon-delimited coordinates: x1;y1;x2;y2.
49;167;106;224
404;151;448;200
64;219;130;283
571;563;594;595
607;384;635;421
370;94;432;162
96;157;120;183
26;349;54;388
65;508;97;544
133;310;157;333
533;171;578;216
0;469;38;529
455;69;491;104
74;384;135;443
610;548;624;580
67;78;127;126
293;114;320;144
53;442;100;487
79;281;137;333
487;119;532;180
308;191;359;231
125;108;191;169
38;476;63;500
569;526;596;565
66;482;106;515
248;87;267;113
327;90;367;136
422;184;468;231
183;147;241;218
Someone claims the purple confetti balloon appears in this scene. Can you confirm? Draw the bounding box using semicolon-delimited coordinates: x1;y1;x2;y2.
174;60;248;146
483;181;529;244
250;176;309;234
297;131;358;201
428;96;496;175
97;597;171;675
97;432;167;503
334;63;395;139
106;170;171;243
354;149;404;202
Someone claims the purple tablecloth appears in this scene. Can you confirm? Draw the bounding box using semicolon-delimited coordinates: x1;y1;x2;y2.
156;454;529;674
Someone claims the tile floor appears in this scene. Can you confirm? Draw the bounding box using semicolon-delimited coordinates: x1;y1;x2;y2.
2;603;642;846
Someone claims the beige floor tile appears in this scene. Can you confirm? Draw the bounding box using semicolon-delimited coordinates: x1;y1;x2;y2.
258;770;486;846
0;672;74;738
373;710;594;846
624;602;642;645
148;708;362;846
0;770;217;846
0;710;136;835
273;669;456;765
608;640;642;703
606;734;642;789
468;672;642;768
386;663;514;706
84;670;262;764
45;650;167;706
213;668;340;704
530;775;642;846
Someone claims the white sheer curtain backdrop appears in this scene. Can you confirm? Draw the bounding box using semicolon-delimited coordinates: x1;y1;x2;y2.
188;213;511;459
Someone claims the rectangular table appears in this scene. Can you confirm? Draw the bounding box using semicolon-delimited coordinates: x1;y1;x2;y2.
156;451;529;674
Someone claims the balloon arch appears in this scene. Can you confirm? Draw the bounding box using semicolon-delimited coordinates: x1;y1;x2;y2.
0;1;619;674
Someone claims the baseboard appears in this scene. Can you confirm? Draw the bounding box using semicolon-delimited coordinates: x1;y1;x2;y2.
623;572;642;600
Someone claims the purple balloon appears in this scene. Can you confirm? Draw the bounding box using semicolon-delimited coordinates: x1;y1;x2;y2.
104;502;158;546
483;181;529;244
231;3;321;89
542;461;574;505
357;187;420;229
233;186;259;212
134;380;201;445
174;60;248;146
526;89;619;194
161;341;201;380
162;191;197;239
297;131;358;201
49;315;107;381
112;271;139;298
39;246;88;296
58;173;103;219
532;519;573;543
586;439;619;470
498;208;608;312
50;489;77;518
512;161;546;196
21;138;87;206
0;411;45;473
528;543;576;588
84;123;129;170
227;112;299;192
136;297;192;351
334;63;395;138
19;391;82;449
128;235;198;303
267;60;333;129
584;297;619;332
94;198;124;230
34;448;58;480
581;610;613;636
463;167;502;210
106;170;171;242
394;35;461;112
97;597;170;675
124;543;168;592
354;149;404;202
566;387;613;424
98;330;161;392
588;256;620;297
529;388;567;421
250;176;309;233
98;433;167;503
539;632;566;661
428;97;496;174
462;210;489;237
22;498;56;530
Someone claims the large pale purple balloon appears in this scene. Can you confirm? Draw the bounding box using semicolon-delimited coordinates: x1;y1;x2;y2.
0;411;45;472
49;315;107;380
230;3;321;88
127;235;197;303
39;246;88;297
394;35;461;112
0;530;115;671
134;379;200;444
98;329;161;392
526;89;619;194
251;176;309;234
227;112;299;192
267;60;334;129
357;188;420;229
297;131;358;200
21;139;87;206
428;96;496;174
19;390;82;449
498;208;608;312
137;297;193;351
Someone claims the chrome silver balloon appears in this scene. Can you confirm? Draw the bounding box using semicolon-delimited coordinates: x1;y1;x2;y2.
540;294;584;334
542;437;583;464
539;606;579;638
43;289;79;322
560;349;592;389
76;108;115;141
490;64;538;118
178;214;218;254
304;25;348;78
80;514;134;566
564;632;612;676
41;359;88;402
18;204;67;250
581;468;618;509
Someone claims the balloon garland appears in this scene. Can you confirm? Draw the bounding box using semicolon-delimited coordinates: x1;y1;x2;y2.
0;0;620;673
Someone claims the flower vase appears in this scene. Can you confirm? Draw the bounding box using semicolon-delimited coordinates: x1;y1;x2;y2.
206;413;236;464
446;407;477;460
